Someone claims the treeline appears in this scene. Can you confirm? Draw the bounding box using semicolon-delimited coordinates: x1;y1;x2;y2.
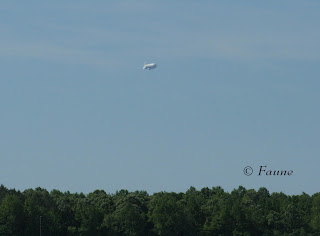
0;185;319;235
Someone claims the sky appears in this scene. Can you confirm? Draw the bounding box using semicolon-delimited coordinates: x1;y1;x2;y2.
1;0;320;195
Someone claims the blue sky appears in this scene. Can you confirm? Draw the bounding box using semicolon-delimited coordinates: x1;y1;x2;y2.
1;0;319;195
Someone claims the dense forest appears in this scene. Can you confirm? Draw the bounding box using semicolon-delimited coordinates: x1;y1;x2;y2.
0;185;319;236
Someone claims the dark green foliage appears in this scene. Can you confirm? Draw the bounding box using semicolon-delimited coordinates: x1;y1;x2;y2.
311;194;320;234
0;185;318;235
148;191;196;235
0;194;25;236
102;191;149;235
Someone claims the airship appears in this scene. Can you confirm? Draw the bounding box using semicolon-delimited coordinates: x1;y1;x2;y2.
143;62;157;70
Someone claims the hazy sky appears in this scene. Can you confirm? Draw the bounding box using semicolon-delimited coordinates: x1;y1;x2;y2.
1;0;319;195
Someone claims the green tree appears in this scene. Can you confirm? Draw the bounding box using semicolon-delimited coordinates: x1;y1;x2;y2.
148;192;195;236
184;187;206;232
72;190;111;236
23;187;60;235
0;194;25;236
103;191;149;236
310;194;320;234
0;185;318;235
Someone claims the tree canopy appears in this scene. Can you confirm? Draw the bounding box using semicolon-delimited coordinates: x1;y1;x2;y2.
0;185;319;235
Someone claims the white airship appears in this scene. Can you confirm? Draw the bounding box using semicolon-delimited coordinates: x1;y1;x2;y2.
143;62;157;70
